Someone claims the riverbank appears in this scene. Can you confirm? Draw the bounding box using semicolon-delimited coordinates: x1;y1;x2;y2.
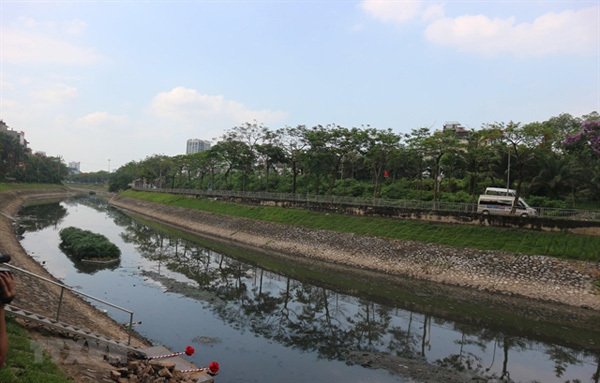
110;194;600;311
0;189;149;382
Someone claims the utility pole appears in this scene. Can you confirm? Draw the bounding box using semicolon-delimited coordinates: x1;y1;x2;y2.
506;146;510;192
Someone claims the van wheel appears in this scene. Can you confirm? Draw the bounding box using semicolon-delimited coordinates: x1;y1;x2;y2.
482;210;490;216
520;213;528;218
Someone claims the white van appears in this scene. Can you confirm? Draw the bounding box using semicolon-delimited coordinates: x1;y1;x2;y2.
483;187;536;214
484;187;516;197
477;194;537;217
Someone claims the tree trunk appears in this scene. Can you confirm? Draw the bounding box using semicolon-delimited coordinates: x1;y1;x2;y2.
265;159;270;193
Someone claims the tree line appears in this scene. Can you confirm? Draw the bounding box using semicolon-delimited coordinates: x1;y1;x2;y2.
66;111;600;208
0;131;69;183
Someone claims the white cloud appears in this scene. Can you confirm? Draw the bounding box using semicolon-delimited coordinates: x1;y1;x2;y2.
1;28;102;65
150;87;288;133
424;6;598;57
63;19;87;35
361;0;422;25
421;3;445;22
361;0;445;25
30;83;78;105
75;112;129;133
17;16;38;28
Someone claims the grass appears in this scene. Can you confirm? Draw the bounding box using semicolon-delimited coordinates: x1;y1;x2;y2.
0;183;66;192
0;317;71;382
121;189;600;262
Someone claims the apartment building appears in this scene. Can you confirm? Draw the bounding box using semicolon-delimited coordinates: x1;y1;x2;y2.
186;139;211;154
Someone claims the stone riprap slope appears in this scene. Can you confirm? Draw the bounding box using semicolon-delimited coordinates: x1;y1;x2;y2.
110;195;600;311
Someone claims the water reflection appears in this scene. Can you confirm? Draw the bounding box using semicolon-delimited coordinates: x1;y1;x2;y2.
18;199;600;383
16;201;67;236
115;204;599;382
66;256;121;274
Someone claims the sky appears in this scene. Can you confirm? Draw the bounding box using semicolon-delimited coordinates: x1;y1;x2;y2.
1;1;598;172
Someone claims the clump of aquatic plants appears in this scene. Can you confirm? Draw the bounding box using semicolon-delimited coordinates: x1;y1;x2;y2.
59;226;121;261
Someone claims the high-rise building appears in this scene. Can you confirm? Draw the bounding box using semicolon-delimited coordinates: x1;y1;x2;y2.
186;139;211;154
68;162;81;171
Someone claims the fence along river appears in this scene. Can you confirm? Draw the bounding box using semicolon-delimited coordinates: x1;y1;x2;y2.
16;197;600;383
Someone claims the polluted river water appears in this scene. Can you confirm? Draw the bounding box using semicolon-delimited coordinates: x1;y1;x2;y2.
16;197;600;383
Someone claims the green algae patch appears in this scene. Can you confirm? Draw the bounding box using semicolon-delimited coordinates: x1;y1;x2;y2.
59;226;121;261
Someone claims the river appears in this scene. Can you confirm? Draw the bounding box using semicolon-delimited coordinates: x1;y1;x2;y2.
16;197;600;383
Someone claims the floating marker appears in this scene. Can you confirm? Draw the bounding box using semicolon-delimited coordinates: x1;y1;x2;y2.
149;346;195;359
181;361;220;376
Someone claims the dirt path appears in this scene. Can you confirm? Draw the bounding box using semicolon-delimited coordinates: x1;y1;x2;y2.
0;189;149;382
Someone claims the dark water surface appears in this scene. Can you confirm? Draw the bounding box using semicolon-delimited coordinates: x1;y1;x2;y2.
17;198;600;383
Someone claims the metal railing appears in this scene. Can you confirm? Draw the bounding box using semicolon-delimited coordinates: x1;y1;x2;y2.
5;263;135;345
132;186;600;222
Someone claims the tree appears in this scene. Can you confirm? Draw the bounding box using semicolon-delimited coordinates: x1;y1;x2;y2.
140;155;172;188
187;151;211;190
563;119;600;156
461;129;499;203
277;125;307;194
563;117;600;200
364;128;400;198
170;154;190;188
302;125;364;196
221;122;267;191
423;130;460;209
529;156;572;199
108;161;139;192
488;121;545;214
405;127;431;201
0;131;26;180
256;132;285;193
212;140;249;190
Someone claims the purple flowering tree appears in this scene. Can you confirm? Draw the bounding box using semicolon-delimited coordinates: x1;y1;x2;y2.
562;119;600;201
562;120;600;156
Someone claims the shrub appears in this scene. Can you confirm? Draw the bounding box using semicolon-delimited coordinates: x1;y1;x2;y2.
440;190;471;203
526;196;569;209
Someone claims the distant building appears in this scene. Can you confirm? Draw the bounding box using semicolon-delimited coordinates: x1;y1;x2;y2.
67;162;81;175
186;139;211;154
0;120;29;150
441;121;470;139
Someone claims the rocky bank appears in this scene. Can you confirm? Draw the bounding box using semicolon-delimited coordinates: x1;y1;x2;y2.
109;194;600;311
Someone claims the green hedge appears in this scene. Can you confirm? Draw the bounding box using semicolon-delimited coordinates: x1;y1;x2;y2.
59;227;121;260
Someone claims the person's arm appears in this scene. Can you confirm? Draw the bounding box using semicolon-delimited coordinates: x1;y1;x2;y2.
0;272;15;369
0;304;6;369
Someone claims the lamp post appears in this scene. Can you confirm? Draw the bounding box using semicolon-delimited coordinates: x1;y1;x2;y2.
108;159;111;173
506;146;510;192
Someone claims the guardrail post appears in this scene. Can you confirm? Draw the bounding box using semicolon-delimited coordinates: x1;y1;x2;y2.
56;286;65;322
128;313;134;345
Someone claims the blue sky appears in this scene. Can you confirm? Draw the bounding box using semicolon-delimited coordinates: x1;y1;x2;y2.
1;1;598;172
